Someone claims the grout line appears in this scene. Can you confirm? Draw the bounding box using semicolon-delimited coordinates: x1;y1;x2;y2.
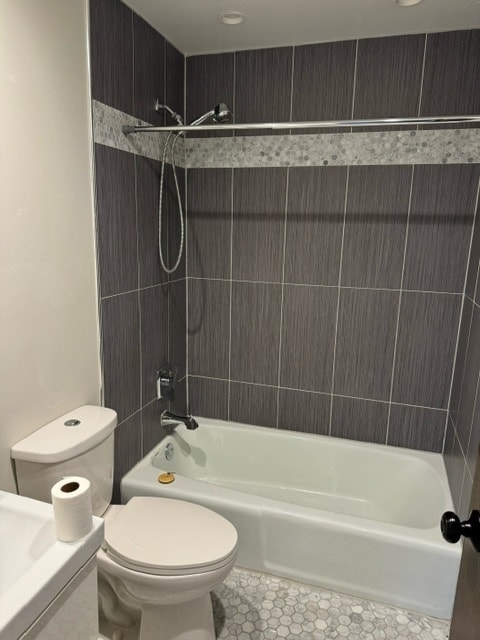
227;168;234;419
350;40;359;132
185;168;189;411
276;168;290;428
385;165;415;445
185;277;464;296
416;34;428;122
289;46;295;133
133;156;144;454
464;365;480;478
443;175;480;451
329;167;350;435
188;374;448;412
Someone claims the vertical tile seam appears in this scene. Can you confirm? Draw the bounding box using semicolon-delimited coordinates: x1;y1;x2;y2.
183;25;188;411
416;33;428;127
443;175;480;452
385;165;415;445
134;149;144;456
227;52;236;418
276;168;290;428
464;363;480;479
350;39;359;131
289;45;295;134
329;167;350;435
227;168;234;420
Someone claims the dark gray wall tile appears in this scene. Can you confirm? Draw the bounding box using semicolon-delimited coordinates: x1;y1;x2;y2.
90;0;133;114
229;383;277;427
140;285;169;405
444;423;466;514
230;282;282;385
334;289;398;401
388;405;446;452
285;167;346;285
188;377;228;420
459;471;473;521
142;399;169;455
331;396;388;444
188;279;229;378
280;285;337;393
465;206;480;300
165;42;184;121
403;165;479;293
342;166;411;288
420;30;480;122
169;279;187;379
278;390;330;435
232;168;287;282
450;298;474;427
187;169;232;278
133;14;165;125
95;144;137;296
101;292;141;424
467;380;480;481
136;155;168;287
235;47;292;135
392;292;461;408
171;375;187;414
455;304;480;453
165;165;186;279
114;412;142;504
354;35;425;130
292;41;356;133
186;53;234;137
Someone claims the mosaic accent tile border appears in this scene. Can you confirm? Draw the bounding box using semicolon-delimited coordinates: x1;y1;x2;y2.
212;567;450;640
186;129;480;168
92;100;185;166
92;100;479;169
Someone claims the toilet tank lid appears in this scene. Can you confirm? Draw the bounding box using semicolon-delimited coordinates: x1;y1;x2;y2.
11;406;117;463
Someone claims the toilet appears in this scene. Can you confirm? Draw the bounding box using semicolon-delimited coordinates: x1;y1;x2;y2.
11;405;238;640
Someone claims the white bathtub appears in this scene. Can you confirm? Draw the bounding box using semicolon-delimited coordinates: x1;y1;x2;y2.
121;418;461;618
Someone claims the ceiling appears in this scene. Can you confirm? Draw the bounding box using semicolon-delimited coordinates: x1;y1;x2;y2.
124;0;480;56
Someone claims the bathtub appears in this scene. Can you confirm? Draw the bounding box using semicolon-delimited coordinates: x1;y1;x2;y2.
121;418;461;618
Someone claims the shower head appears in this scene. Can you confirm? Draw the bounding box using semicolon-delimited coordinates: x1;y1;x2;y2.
189;103;233;126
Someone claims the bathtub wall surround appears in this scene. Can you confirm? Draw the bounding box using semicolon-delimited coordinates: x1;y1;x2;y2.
445;210;480;518
89;0;187;500
186;30;480;461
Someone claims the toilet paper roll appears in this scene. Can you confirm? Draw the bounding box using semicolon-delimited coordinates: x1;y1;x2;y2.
51;476;93;542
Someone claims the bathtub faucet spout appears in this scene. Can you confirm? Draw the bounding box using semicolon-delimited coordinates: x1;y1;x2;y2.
161;410;199;430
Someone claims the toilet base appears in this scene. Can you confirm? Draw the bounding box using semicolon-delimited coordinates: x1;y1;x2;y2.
139;594;215;640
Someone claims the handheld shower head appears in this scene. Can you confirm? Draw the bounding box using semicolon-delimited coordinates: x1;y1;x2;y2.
189;103;233;126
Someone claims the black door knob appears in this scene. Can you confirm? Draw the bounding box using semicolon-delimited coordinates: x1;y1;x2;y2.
441;510;480;551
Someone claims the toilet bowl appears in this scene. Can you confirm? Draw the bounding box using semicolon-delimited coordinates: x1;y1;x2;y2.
11;406;238;640
98;498;238;640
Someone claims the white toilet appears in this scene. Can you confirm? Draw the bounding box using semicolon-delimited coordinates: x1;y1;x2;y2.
11;405;238;640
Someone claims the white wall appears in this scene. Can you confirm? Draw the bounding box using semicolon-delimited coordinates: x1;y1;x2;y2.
0;0;101;492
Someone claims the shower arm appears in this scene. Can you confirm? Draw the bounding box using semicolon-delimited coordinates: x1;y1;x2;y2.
123;114;480;134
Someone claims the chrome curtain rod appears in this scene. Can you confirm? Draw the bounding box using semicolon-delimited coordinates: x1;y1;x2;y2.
123;115;480;134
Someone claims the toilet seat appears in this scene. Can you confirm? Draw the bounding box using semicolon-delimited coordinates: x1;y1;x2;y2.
103;497;238;576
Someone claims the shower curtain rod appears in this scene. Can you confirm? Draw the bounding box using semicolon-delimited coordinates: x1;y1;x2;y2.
123;114;480;134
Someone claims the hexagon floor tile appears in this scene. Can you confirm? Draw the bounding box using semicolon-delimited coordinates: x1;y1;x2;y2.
212;568;450;640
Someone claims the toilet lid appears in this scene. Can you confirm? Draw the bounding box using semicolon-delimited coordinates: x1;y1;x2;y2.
103;497;238;576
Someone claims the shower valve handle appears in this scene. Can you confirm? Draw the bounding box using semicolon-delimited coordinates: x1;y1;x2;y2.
441;510;480;551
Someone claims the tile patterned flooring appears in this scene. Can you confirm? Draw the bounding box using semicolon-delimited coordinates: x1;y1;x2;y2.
212;568;450;640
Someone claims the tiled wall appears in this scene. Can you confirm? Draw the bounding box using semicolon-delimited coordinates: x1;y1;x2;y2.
446;216;480;517
89;0;186;500
186;30;480;455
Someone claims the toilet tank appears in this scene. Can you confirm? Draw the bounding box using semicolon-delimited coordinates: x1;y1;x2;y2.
11;405;117;516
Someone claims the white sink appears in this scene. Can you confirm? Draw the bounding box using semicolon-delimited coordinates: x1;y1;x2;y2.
0;490;103;640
